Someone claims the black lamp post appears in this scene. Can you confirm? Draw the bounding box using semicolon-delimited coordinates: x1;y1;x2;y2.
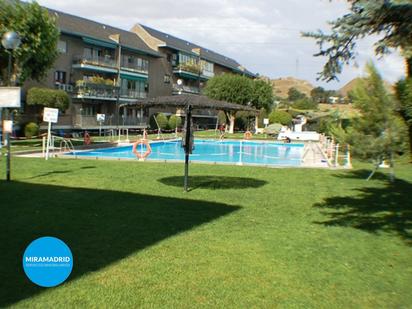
2;31;21;181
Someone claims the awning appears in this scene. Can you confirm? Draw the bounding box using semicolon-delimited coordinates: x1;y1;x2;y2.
120;72;148;81
82;37;117;49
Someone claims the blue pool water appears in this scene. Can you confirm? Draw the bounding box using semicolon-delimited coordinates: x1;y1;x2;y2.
68;139;304;167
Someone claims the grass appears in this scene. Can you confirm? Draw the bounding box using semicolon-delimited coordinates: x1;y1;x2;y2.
0;156;411;308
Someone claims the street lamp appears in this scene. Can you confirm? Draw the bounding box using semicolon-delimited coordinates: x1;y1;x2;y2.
1;31;21;182
177;78;183;94
2;31;21;86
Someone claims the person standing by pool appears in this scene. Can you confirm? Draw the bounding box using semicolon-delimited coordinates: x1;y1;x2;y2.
219;123;226;139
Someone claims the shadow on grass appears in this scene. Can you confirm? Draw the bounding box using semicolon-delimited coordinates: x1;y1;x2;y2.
28;170;73;179
28;166;96;179
333;169;391;181
0;181;239;307
314;170;412;245
158;176;267;191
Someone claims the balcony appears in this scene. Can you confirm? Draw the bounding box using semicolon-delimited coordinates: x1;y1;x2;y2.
173;63;213;81
120;89;148;100
72;55;117;73
172;84;200;95
73;82;118;101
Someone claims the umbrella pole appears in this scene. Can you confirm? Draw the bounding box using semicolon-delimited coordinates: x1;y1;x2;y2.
184;105;192;192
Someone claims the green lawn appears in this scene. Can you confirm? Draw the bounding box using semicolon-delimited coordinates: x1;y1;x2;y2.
0;157;411;308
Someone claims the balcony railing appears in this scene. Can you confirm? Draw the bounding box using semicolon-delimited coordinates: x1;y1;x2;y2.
74;115;147;128
173;63;214;80
73;55;116;69
120;62;149;75
120;116;148;126
120;89;148;99
172;84;200;94
74;82;118;100
54;83;74;92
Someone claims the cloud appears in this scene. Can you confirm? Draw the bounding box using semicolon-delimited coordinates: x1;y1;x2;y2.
35;0;406;89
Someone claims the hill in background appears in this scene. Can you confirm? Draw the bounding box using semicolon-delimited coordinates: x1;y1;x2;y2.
270;77;314;98
339;77;394;97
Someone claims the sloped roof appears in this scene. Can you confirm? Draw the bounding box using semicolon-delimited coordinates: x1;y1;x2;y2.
47;9;160;57
121;94;257;112
140;25;256;77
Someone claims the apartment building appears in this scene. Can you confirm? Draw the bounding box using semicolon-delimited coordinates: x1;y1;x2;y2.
24;8;255;131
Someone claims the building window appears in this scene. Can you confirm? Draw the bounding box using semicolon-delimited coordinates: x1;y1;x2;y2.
121;55;148;73
202;60;214;73
83;47;103;60
179;53;197;65
57;40;67;53
120;79;147;98
164;74;171;84
54;71;66;84
81;106;96;116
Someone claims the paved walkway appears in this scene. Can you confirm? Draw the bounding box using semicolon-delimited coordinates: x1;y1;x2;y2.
301;142;330;168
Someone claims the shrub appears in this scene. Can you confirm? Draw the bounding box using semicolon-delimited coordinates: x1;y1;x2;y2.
269;110;292;125
155;113;169;130
292;98;318;110
24;122;39;138
168;115;182;130
26;87;70;111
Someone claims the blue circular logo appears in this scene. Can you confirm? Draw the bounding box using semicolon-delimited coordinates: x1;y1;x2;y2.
22;236;73;287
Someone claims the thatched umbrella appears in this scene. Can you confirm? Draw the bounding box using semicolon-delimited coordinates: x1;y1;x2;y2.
120;94;257;113
121;94;257;134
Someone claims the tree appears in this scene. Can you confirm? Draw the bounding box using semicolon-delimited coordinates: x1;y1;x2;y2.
287;87;306;102
204;74;253;106
204;74;273;133
346;63;408;181
251;79;274;111
395;78;412;158
311;87;327;103
310;87;340;104
268;110;292;126
0;0;59;84
303;1;412;81
26;87;70;111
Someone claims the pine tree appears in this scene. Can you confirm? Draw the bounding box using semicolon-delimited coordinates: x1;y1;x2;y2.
303;1;412;81
347;63;408;181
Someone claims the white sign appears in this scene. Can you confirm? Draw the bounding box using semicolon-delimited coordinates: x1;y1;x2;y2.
96;113;106;122
0;87;21;108
3;120;13;133
263;118;269;125
43;107;59;123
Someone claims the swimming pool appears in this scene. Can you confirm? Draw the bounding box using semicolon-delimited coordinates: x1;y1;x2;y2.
68;139;305;167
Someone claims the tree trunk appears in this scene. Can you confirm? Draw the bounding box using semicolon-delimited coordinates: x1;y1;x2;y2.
408;125;412;162
406;56;412;79
405;56;412;161
228;113;235;134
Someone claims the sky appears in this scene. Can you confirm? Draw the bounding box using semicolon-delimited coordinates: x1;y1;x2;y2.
35;0;406;90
